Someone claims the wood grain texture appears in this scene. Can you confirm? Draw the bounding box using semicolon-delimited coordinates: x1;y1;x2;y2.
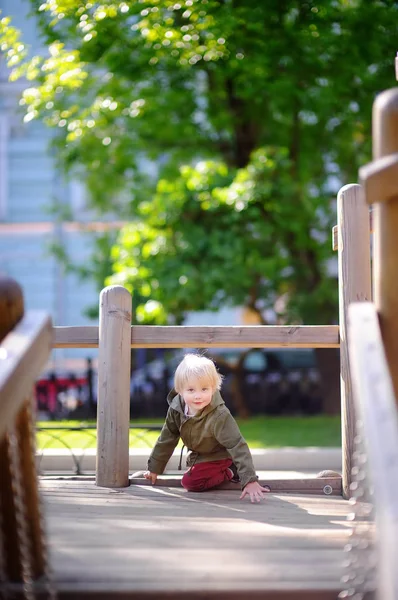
332;210;373;251
365;88;398;408
360;153;398;206
337;184;372;499
53;324;340;349
5;588;374;600
96;286;132;488
0;277;25;579
0;311;52;440
129;474;342;496
39;480;369;597
0;279;50;584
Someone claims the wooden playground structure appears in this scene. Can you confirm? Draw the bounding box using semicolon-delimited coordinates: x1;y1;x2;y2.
1;73;398;600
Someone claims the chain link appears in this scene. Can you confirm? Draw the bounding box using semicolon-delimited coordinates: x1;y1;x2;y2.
7;424;35;600
27;398;57;600
0;398;57;600
339;419;377;599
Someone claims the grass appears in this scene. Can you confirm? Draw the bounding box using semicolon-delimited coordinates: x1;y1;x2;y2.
36;416;341;450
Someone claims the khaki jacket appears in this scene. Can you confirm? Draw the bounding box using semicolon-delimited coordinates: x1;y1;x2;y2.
147;389;258;489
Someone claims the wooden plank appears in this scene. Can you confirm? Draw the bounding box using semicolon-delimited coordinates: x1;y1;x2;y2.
0;276;25;580
348;302;398;600
360;153;398;207
53;324;340;349
129;473;342;496
0;311;53;439
6;586;370;600
52;590;372;600
53;326;99;348
35;519;353;549
0;277;24;342
50;548;346;581
337;184;372;498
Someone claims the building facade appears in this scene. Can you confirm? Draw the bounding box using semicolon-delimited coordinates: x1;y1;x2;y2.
0;0;101;374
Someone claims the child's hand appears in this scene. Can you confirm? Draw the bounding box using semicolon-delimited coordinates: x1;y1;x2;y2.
143;471;158;485
240;481;270;503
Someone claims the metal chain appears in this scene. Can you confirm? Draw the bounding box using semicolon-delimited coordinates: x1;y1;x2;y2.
7;425;35;600
0;398;57;600
26;398;57;600
339;418;377;599
0;492;10;600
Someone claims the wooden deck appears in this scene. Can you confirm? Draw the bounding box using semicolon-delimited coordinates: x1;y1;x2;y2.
39;478;373;599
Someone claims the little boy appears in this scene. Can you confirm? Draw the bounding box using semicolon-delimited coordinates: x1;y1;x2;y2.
144;353;269;502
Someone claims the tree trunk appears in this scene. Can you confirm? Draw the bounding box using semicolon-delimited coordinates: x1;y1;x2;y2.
229;369;251;419
208;354;251;419
315;348;341;415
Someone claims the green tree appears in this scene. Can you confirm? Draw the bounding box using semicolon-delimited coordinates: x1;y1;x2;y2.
1;0;397;413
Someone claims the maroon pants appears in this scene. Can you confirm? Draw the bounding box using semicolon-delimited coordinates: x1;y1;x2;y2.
181;458;233;492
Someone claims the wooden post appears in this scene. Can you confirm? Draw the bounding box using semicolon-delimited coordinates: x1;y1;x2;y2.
16;400;46;579
0;276;45;580
0;277;25;581
337;184;372;498
0;276;24;340
96;285;132;488
360;88;398;407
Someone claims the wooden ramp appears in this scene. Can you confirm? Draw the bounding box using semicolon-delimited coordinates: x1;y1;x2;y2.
40;479;370;599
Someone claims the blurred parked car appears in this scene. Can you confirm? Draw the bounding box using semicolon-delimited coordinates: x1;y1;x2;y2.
130;348;322;418
35;358;97;420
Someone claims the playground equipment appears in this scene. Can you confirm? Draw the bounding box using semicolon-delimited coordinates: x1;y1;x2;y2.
1;67;398;600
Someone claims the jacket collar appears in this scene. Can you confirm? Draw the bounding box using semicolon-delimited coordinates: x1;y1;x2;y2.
167;388;225;417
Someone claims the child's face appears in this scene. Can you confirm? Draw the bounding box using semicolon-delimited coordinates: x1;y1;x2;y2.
181;377;214;412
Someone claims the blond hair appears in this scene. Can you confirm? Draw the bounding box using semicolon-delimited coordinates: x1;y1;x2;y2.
174;353;223;393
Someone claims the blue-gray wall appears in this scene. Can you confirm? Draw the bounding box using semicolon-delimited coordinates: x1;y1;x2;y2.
0;0;99;373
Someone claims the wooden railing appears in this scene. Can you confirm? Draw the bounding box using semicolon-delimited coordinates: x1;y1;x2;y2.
0;192;373;499
0;278;54;595
40;183;372;496
346;84;398;600
348;303;398;600
53;323;340;348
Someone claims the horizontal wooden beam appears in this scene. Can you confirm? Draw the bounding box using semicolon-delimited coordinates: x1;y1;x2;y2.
53;325;340;349
0;311;53;439
16;586;362;599
48;588;355;600
130;474;342;496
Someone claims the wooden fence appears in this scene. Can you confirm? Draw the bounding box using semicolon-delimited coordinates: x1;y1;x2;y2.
0;189;374;496
42;181;371;496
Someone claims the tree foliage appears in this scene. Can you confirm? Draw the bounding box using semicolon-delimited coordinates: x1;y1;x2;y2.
1;0;397;325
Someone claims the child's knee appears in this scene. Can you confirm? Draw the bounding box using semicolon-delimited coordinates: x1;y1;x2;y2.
181;473;205;492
